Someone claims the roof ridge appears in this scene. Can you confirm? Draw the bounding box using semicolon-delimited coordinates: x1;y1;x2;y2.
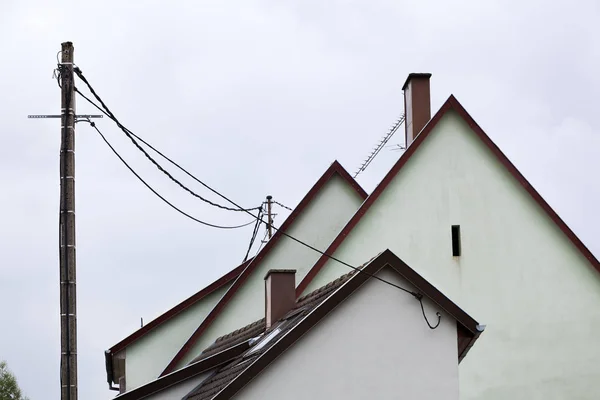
213;318;265;345
296;269;357;306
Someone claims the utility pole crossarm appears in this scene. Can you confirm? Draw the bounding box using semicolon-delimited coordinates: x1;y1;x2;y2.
28;114;103;119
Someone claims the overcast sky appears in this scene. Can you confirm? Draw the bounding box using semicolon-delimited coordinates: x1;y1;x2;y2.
1;1;599;399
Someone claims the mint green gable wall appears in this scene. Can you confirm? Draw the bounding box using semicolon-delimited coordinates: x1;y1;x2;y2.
139;371;211;400
125;285;228;391
304;111;600;399
176;174;365;368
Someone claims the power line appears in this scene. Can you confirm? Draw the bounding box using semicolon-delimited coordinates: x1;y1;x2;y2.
74;86;263;216
253;211;273;258
72;76;264;223
73;69;260;214
272;200;292;211
256;223;270;253
73;70;441;329
243;207;263;262
81;120;256;230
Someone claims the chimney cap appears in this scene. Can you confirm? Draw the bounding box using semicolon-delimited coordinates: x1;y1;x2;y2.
264;269;296;280
402;73;432;90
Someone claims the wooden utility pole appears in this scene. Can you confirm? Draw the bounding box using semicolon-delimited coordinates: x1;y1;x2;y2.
59;41;77;400
266;195;273;239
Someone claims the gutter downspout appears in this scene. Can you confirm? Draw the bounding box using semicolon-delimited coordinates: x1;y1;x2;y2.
104;350;120;391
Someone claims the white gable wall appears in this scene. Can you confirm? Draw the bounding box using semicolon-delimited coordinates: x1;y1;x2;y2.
304;110;600;399
124;285;228;391
234;267;459;400
177;173;365;368
130;371;211;400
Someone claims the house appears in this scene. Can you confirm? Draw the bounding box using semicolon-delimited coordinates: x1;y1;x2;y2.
296;74;600;399
107;72;600;399
112;250;484;400
105;161;368;392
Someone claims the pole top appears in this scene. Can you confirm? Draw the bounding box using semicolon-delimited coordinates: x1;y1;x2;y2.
266;195;273;200
61;42;74;53
61;42;74;63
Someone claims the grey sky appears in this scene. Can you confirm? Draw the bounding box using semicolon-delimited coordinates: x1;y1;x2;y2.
1;1;599;399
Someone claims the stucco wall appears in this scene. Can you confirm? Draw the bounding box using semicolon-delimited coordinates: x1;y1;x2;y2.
304;110;600;399
125;285;228;391
131;371;210;400
235;267;459;400
177;174;365;368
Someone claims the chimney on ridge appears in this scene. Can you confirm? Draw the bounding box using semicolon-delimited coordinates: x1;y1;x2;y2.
264;269;296;329
403;73;432;147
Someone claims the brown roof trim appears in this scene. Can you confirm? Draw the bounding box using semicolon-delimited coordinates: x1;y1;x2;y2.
297;95;600;295
458;324;481;363
380;250;480;337
160;160;367;376
108;259;252;355
213;249;481;399
114;341;251;400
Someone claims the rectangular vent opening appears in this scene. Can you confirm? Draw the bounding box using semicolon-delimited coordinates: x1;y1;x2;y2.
451;225;461;257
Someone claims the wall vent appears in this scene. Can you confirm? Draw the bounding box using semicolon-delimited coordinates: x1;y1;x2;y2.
451;225;461;257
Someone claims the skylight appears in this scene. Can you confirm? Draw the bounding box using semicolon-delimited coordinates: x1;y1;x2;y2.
247;327;282;355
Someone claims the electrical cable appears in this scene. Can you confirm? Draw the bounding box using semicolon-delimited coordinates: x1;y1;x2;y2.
255;224;270;256
77;89;438;327
73;70;441;329
243;207;263;262
74;86;260;216
272;200;293;211
80;120;256;230
418;293;442;329
74;70;260;214
252;208;273;257
73;83;279;231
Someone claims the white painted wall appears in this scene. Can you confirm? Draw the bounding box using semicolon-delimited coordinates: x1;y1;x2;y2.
177;174;365;368
123;371;211;400
304;110;600;399
235;267;459;400
125;285;228;391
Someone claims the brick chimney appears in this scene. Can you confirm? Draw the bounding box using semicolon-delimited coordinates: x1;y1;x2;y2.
403;73;432;147
264;269;296;329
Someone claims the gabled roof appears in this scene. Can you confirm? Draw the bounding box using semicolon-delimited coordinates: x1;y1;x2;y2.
113;340;251;400
297;95;600;295
184;249;482;400
189;318;265;364
161;160;367;375
189;268;354;367
109;258;253;355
